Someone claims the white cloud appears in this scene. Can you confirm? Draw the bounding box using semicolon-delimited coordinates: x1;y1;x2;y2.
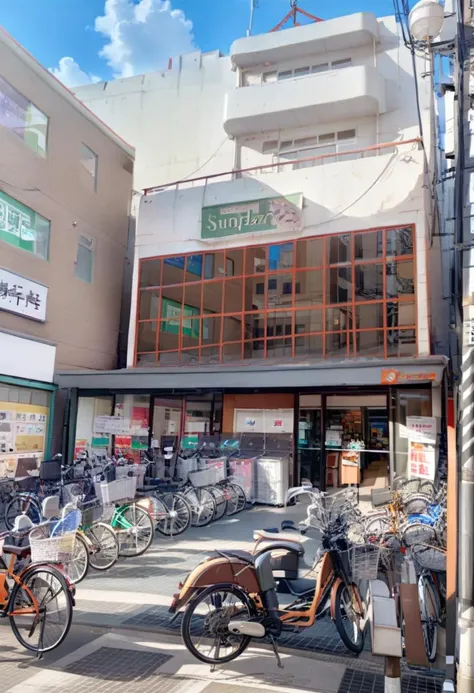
95;0;195;78
49;57;101;88
50;1;195;88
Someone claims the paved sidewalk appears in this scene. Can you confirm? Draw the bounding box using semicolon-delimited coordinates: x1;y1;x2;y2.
0;622;443;693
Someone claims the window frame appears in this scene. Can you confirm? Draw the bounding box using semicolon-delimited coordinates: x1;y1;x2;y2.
80;142;99;193
135;226;418;365
74;233;95;283
0;74;49;157
0;189;50;260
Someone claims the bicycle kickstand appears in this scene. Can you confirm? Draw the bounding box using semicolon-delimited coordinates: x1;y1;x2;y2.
270;635;284;669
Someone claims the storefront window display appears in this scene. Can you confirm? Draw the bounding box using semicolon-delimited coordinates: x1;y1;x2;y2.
0;384;51;474
136;226;417;366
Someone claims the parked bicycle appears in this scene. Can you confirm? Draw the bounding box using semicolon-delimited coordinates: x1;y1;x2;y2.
170;486;366;666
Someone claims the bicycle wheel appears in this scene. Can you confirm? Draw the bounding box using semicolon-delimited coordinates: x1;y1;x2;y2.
404;495;430;515
61;532;90;584
364;513;391;539
117;504;154;557
5;495;42;530
153;492;191;536
83;522;119;571
418;575;440;662
185;488;216;527
181;584;255;664
9;566;73;653
334;582;365;654
208;486;227;521
223;483;239;515
63;479;91;503
227;483;246;514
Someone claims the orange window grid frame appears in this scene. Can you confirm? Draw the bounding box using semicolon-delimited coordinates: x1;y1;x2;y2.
134;225;418;367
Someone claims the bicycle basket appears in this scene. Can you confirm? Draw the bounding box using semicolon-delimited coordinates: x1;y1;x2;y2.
29;526;76;563
350;544;382;580
78;499;103;526
412;545;446;572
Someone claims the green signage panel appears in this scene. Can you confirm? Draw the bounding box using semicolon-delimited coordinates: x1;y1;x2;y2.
201;193;303;239
0;190;50;258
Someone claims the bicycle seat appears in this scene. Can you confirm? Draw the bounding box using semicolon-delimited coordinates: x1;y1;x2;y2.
2;543;31;558
253;529;304;544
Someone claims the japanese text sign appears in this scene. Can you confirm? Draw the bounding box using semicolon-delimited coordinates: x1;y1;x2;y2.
0;268;47;322
404;416;437;444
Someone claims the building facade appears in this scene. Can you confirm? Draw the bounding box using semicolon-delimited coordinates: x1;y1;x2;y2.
0;27;134;469
62;12;448;493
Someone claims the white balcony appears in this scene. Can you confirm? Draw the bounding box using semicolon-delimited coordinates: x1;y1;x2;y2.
230;13;379;69
223;65;387;137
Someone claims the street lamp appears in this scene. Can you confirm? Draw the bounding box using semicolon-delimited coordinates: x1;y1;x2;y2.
408;0;445;42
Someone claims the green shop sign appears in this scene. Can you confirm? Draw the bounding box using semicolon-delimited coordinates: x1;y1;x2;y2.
0;190;50;258
201;193;303;239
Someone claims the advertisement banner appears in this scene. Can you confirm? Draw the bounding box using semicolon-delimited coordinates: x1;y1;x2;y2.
201;194;303;239
94;416;131;434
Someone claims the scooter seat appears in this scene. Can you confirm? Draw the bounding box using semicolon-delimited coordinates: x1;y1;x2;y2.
254;529;304;543
217;549;254;562
278;577;315;596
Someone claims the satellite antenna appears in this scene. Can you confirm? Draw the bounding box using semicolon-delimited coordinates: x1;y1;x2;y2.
270;0;323;32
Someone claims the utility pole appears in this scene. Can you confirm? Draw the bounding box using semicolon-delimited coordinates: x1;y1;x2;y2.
456;0;474;690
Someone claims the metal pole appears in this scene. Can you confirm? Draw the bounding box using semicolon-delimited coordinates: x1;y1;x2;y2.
456;0;474;690
247;0;255;36
385;655;402;693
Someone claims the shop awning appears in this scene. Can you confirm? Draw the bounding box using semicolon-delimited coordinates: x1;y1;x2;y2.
55;356;448;393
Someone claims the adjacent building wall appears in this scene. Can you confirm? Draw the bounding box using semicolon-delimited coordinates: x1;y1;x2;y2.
0;32;134;372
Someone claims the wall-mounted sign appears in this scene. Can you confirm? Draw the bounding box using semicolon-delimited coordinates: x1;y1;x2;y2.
201;194;303;239
0;268;48;322
381;369;437;385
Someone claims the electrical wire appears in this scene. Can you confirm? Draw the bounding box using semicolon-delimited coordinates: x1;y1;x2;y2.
160;138;229;190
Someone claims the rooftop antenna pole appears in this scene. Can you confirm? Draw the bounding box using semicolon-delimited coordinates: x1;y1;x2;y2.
291;0;298;26
247;0;257;36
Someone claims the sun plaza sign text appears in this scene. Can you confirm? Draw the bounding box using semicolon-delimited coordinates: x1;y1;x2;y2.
201;194;303;239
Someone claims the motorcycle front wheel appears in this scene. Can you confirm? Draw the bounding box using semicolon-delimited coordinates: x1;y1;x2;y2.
181;584;256;664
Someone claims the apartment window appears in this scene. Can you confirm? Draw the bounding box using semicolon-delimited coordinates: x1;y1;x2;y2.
273;59;352;83
263;71;277;83
136;226;417;365
0;75;48;156
80;143;98;192
75;234;94;283
266;129;356;170
332;58;352;69
0;189;50;259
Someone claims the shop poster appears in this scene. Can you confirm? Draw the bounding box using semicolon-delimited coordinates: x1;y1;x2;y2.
0;402;48;457
408;440;436;481
402;416;437;444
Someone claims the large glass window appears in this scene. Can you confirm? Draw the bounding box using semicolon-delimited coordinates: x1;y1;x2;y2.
0;75;48;156
0;384;51;463
0;190;50;259
136;226;417;365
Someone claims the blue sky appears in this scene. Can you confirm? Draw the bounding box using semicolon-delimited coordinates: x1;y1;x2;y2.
0;0;396;87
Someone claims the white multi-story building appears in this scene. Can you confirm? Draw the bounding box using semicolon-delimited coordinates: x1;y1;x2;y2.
61;12;447;492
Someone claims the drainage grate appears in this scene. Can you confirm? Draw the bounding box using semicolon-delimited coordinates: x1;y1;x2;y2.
337;669;443;693
64;647;172;682
124;605;369;657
